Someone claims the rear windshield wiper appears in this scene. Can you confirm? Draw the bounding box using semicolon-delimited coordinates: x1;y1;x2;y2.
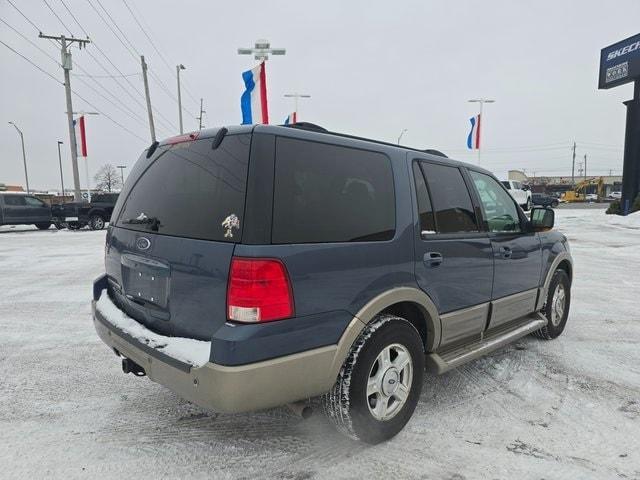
122;214;162;231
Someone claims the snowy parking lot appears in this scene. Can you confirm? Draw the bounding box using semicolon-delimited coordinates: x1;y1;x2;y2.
1;207;639;479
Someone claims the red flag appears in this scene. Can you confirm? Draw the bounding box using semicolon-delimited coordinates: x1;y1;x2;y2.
79;115;88;157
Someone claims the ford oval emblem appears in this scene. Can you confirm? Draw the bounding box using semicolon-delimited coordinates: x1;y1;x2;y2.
136;237;151;251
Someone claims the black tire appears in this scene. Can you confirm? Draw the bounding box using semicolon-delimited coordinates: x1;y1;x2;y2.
67;222;81;230
533;269;571;340
551;200;559;208
35;223;51;230
322;315;424;444
53;222;65;230
89;214;105;230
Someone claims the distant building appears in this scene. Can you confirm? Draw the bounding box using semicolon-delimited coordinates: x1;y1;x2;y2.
0;183;25;192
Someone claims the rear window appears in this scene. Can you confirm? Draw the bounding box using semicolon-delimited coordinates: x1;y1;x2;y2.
272;137;395;243
116;134;250;242
501;181;511;189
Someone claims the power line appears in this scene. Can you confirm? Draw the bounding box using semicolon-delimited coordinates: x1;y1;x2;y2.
0;38;62;84
2;3;170;138
55;0;177;132
0;16;60;66
6;0;41;32
1;37;147;142
120;0;199;111
84;0;189;121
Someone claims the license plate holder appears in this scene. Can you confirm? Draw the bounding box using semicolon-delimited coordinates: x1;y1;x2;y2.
121;254;170;309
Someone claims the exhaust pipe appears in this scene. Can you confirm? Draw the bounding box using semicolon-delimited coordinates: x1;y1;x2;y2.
122;358;146;377
287;401;313;419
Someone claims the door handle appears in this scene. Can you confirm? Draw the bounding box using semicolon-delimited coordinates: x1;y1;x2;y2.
424;251;443;267
500;246;512;259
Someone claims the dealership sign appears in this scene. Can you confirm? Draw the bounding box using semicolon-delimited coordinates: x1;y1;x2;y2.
599;33;640;89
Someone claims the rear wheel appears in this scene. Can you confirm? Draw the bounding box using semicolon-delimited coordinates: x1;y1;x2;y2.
35;223;51;230
323;315;424;444
533;269;571;340
67;222;81;230
89;214;105;230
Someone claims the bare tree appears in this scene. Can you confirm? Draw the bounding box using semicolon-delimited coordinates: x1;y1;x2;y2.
94;164;122;192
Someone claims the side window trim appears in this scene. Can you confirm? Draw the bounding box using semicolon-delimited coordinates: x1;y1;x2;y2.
412;160;438;235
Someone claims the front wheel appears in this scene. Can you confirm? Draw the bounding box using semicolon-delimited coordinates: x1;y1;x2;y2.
35;223;51;230
323;315;424;444
533;269;571;340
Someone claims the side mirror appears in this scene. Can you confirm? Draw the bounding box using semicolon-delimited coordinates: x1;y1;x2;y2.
530;207;554;231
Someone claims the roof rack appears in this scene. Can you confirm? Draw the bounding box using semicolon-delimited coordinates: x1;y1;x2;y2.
282;123;448;158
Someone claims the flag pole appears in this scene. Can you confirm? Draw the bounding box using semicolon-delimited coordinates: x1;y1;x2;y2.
468;98;495;166
478;102;483;165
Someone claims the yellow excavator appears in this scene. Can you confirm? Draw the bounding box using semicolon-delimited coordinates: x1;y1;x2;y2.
562;177;605;202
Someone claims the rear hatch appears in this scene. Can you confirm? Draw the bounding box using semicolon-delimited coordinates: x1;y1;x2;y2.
105;131;251;340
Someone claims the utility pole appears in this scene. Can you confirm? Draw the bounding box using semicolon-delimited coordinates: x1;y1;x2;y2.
578;161;584;178
584;154;587;179
468;98;496;164
8;122;29;194
140;55;156;142
571;141;576;186
57;141;65;197
176;64;186;134
117;165;127;187
197;98;206;130
40;33;90;201
284;93;311;123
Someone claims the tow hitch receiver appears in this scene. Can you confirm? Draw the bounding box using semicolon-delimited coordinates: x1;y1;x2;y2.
122;358;146;376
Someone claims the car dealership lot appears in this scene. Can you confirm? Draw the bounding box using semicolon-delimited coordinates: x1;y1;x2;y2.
1;208;639;480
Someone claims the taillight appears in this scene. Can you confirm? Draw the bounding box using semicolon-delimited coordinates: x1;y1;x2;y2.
227;257;294;323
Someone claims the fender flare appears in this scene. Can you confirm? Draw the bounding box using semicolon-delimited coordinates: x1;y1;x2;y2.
537;251;573;310
328;287;441;381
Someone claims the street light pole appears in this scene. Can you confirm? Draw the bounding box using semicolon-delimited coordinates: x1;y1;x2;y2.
8;122;29;194
176;64;186;134
397;128;408;145
57;141;65;197
117;165;127;187
468;98;495;164
284;93;311;122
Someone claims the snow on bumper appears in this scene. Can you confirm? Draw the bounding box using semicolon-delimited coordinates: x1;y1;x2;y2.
91;284;340;413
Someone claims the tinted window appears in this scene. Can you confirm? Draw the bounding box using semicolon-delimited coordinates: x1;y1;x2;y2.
412;162;435;234
501;181;511;190
3;195;26;206
470;171;521;233
25;197;45;207
116;134;250;242
272;137;395;243
420;163;477;233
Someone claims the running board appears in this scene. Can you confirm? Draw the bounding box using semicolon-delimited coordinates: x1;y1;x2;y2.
425;313;547;374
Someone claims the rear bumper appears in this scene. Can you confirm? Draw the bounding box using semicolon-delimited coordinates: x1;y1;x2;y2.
92;277;357;413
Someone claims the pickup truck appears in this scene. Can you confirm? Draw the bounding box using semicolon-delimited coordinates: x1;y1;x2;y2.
0;193;52;229
52;193;119;230
501;180;533;211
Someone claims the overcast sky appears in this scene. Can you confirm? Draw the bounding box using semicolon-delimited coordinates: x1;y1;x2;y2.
1;0;639;191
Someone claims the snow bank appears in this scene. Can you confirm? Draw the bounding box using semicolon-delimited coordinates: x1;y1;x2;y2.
95;290;212;367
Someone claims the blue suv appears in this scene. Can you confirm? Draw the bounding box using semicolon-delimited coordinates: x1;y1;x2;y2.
92;124;573;443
